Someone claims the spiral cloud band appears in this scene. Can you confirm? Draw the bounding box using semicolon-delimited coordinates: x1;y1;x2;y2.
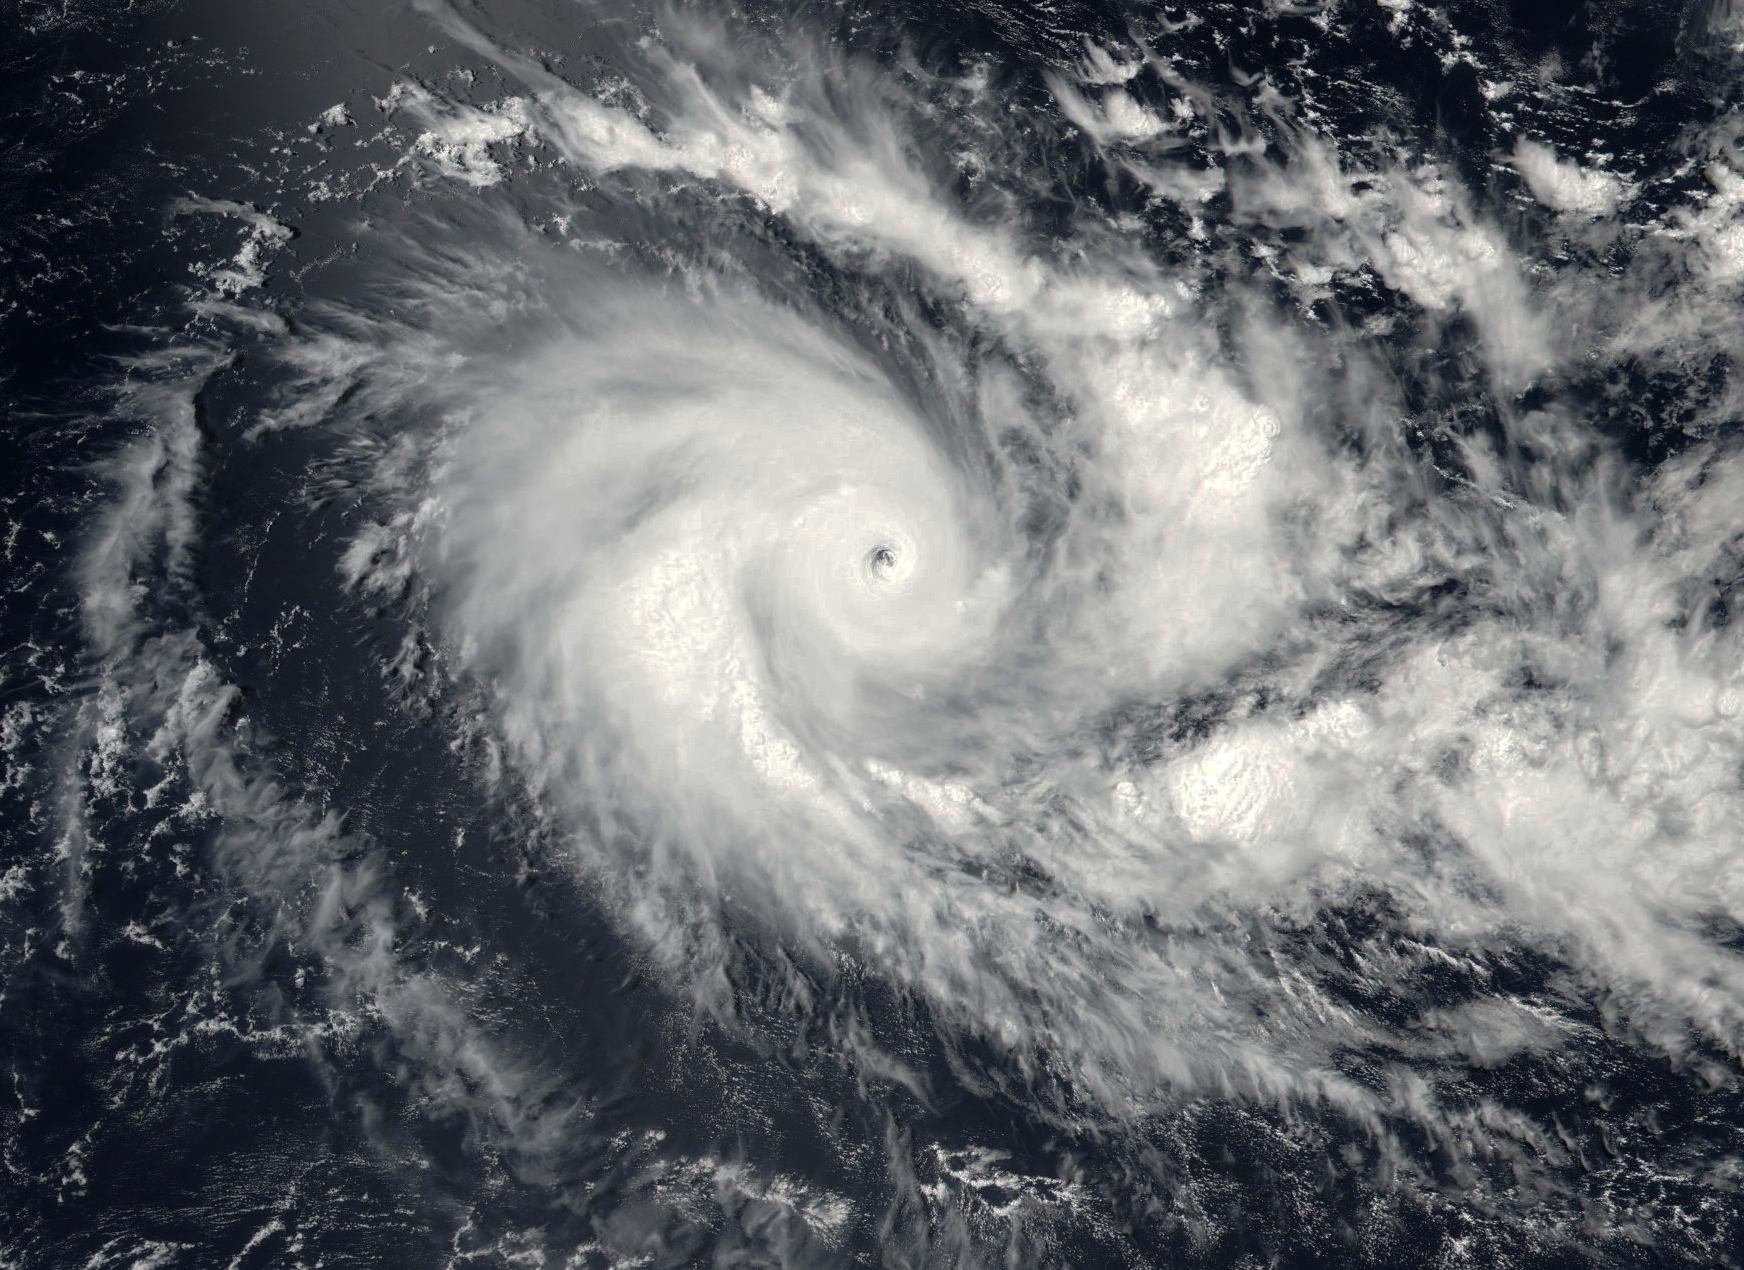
11;0;1744;1264
291;0;1744;1218
351;7;1744;1111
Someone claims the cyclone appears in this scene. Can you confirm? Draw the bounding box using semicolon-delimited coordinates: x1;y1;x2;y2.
435;297;1010;847
8;0;1744;1266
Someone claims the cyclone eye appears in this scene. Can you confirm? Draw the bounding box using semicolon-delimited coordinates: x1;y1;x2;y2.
869;545;898;575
